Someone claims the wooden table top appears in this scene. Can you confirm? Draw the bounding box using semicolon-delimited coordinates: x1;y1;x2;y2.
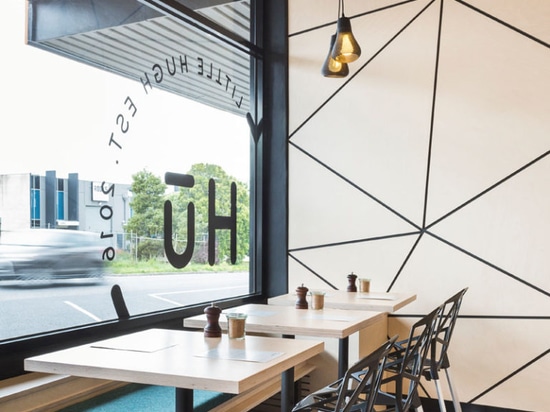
184;303;388;340
268;290;416;312
24;328;324;394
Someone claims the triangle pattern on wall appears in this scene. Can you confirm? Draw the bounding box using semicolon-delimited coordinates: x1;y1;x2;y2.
288;0;550;409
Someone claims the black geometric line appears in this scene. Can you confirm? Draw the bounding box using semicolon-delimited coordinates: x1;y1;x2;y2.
423;0;550;230
390;314;550;405
290;141;421;230
289;230;420;253
350;0;426;21
289;231;424;292
288;0;421;37
387;232;424;291
426;149;550;230
455;0;550;49
469;348;550;404
422;0;444;228
286;0;549;407
426;230;550;298
389;314;550;320
288;252;339;289
289;0;436;139
288;0;438;295
459;315;550;320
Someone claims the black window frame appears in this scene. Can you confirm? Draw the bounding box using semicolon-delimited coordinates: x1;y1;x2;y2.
0;0;289;381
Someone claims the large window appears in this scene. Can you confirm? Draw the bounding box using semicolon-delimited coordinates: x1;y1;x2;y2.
0;0;265;378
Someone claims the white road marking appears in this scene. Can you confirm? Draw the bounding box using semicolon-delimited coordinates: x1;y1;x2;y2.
149;286;246;306
64;301;102;322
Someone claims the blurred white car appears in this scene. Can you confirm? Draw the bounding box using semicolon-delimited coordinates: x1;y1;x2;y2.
0;229;105;281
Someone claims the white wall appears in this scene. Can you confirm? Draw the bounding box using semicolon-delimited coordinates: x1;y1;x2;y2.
288;0;550;410
0;174;31;231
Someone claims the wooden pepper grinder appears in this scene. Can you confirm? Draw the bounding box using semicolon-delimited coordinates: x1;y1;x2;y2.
203;302;222;338
295;284;309;309
347;272;358;292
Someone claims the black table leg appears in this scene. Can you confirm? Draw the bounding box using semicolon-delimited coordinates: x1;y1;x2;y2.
338;336;349;379
281;334;300;411
281;368;295;412
175;388;193;412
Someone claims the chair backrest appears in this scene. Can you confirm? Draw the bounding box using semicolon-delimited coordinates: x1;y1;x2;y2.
335;335;398;412
429;287;468;377
292;335;398;412
111;284;130;319
387;305;441;412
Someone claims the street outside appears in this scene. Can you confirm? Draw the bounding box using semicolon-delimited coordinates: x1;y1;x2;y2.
0;271;249;340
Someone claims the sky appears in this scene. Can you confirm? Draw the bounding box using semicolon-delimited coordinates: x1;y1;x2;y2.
0;2;250;185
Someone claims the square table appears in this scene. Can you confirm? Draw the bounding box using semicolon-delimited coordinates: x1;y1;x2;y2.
24;328;324;412
184;303;387;379
268;290;416;312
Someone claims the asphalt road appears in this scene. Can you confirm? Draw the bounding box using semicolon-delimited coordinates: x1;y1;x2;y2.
0;272;249;341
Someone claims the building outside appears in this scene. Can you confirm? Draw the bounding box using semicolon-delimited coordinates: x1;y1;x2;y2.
0;171;131;250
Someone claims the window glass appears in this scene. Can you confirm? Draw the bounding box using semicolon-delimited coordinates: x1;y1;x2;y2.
0;1;256;341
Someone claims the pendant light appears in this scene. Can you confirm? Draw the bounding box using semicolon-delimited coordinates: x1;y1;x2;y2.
331;0;361;63
321;34;349;78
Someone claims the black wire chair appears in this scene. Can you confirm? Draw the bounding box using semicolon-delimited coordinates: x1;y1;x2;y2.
372;305;442;412
420;287;468;412
292;335;398;412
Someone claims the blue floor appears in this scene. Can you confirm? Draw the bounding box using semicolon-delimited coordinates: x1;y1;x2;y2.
58;384;232;412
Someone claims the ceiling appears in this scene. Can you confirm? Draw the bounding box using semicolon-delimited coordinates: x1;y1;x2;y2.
27;0;252;116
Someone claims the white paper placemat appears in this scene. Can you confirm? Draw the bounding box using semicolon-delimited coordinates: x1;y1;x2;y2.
357;293;397;300
91;332;179;353
305;313;356;322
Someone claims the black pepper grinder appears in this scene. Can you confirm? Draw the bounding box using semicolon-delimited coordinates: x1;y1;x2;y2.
295;284;309;309
347;272;358;292
203;302;222;338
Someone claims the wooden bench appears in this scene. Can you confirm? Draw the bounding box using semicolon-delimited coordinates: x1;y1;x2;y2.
0;362;315;412
0;373;126;412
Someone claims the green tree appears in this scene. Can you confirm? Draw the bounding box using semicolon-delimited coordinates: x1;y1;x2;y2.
170;163;249;264
125;169;166;259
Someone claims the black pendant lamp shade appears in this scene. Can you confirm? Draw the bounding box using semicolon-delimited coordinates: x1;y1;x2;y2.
331;0;361;63
321;34;349;78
